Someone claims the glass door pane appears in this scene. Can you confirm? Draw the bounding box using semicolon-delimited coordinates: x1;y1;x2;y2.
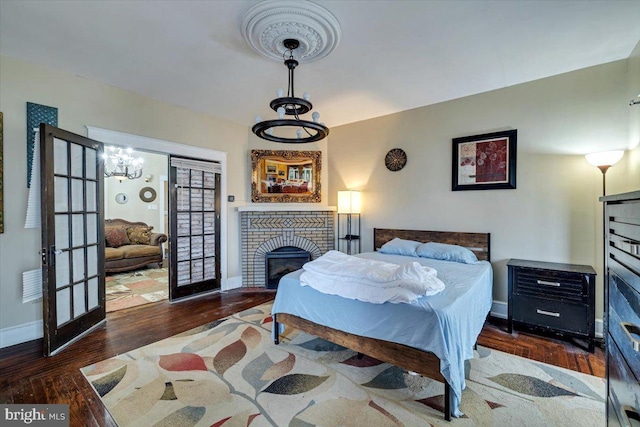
40;124;105;356
169;157;220;300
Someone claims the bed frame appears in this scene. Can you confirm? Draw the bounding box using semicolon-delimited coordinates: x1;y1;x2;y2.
273;228;491;421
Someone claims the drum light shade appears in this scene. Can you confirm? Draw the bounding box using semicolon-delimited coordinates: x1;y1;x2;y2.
337;191;361;214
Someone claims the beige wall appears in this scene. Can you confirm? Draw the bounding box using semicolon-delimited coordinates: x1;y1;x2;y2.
623;40;640;185
104;150;167;231
0;55;251;335
327;59;638;321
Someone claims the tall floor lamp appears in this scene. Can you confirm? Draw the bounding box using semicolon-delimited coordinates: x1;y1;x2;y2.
585;149;624;347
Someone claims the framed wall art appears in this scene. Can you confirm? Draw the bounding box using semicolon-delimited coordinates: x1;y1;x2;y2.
251;149;321;203
452;129;517;191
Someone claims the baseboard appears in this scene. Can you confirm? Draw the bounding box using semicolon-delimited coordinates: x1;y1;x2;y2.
0;320;42;349
595;318;603;339
491;300;604;339
490;300;508;319
224;275;243;291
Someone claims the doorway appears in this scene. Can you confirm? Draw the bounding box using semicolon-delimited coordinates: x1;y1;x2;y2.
87;126;228;304
103;150;169;312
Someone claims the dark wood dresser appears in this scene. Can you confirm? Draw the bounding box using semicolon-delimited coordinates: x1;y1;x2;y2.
603;190;640;426
507;258;596;352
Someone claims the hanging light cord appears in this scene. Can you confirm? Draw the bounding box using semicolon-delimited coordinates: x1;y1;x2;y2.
284;48;314;137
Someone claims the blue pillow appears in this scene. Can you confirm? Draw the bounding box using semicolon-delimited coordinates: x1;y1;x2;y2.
378;238;421;257
416;242;478;264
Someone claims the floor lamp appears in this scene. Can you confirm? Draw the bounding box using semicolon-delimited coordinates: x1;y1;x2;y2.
337;190;361;255
585;149;624;348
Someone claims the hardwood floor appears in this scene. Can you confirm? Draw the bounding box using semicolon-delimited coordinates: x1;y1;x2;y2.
478;318;604;377
0;291;604;426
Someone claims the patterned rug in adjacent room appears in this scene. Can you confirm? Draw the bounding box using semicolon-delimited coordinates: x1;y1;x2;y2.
106;267;168;312
81;303;605;426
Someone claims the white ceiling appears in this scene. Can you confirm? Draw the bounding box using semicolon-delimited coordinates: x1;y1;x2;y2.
1;1;639;140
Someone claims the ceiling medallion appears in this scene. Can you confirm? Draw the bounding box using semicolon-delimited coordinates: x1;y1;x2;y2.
241;0;341;63
385;148;407;172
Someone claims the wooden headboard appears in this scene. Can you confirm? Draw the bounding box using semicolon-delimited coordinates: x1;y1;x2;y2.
373;228;491;262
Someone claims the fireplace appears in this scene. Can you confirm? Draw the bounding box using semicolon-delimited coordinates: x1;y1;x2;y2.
265;246;311;289
239;207;335;287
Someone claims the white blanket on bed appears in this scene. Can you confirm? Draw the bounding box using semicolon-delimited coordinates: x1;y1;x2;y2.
299;250;445;303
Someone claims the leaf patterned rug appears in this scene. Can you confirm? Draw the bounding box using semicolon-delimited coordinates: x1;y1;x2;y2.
80;303;605;426
106;267;168;312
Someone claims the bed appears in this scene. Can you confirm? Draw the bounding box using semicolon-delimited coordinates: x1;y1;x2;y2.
272;228;492;421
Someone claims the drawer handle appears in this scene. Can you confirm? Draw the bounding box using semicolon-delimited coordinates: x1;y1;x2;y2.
621;322;640;352
537;279;561;287
536;309;560;317
621;405;640;424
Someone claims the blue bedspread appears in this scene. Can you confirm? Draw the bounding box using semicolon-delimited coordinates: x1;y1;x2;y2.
271;252;493;417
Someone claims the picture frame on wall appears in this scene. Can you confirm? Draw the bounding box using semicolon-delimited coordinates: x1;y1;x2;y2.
251;149;321;203
452;129;517;191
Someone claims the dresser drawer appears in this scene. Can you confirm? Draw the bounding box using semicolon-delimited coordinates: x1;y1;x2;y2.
608;337;640;426
513;268;587;302
513;295;588;335
609;272;640;381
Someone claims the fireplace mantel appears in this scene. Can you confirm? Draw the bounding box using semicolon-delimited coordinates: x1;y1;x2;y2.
237;205;336;212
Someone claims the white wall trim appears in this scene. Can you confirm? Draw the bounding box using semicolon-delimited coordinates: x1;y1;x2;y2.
490;300;508;319
224;275;243;291
0;320;42;349
86;126;229;286
159;174;168;235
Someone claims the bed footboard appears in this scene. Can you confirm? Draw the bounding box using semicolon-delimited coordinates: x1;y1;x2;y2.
273;312;452;421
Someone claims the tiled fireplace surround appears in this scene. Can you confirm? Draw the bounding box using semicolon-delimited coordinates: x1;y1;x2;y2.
239;206;335;287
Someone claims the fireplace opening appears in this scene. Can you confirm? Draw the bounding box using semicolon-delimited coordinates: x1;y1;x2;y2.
265;246;311;289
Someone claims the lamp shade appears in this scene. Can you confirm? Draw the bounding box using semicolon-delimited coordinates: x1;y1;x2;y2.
337;190;361;214
585;150;624;167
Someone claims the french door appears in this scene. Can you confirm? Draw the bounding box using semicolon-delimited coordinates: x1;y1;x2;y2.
168;156;221;300
40;124;105;356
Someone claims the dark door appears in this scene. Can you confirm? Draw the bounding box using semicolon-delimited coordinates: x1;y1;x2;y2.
40;124;105;356
168;156;221;300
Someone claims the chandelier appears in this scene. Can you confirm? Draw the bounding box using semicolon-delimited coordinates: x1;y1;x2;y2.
252;39;329;144
102;146;144;181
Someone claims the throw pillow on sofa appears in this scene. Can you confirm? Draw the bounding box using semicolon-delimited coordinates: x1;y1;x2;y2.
105;227;130;248
127;226;153;245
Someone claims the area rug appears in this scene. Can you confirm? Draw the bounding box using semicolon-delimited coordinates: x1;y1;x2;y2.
81;303;605;426
106;267;168;312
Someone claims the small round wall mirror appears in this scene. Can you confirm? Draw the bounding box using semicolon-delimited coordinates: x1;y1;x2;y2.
139;187;157;203
115;193;128;204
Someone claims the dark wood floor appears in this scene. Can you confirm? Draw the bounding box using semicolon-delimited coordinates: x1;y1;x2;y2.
0;291;604;426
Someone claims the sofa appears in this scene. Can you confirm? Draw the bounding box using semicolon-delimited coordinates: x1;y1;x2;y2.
104;218;168;273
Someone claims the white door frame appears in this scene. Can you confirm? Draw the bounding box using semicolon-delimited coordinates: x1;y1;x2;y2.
86;126;229;289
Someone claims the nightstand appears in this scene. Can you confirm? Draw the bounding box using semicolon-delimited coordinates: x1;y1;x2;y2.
507;258;596;352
